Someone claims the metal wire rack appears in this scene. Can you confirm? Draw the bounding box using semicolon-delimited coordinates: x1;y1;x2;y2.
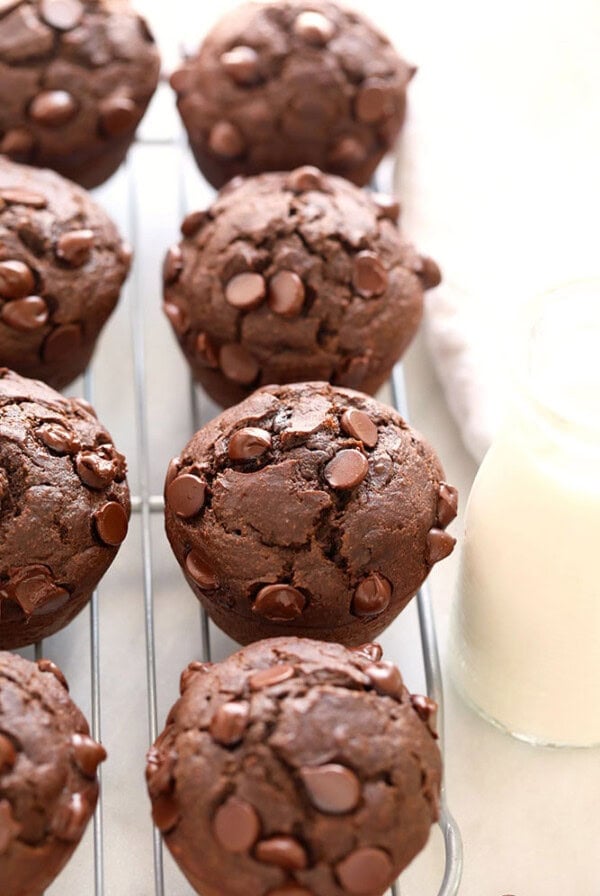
29;84;462;896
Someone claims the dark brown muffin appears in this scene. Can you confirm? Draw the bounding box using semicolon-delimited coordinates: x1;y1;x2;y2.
163;168;439;408
0;0;161;188
0;368;130;649
0;157;131;389
0;651;106;896
147;638;441;896
164;382;457;646
170;0;414;188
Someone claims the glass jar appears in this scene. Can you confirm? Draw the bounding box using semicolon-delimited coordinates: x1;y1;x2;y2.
449;280;600;746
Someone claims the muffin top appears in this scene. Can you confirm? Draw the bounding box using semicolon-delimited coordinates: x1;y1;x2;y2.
163;168;439;404
0;156;130;387
171;0;414;187
0;0;160;181
165;382;456;646
148;637;441;896
0;651;106;896
0;368;130;644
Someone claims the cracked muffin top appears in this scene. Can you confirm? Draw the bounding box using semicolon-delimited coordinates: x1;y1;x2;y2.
0;0;160;188
0;368;130;648
163;167;440;408
147;637;441;896
170;0;414;189
0;650;106;896
164;382;457;646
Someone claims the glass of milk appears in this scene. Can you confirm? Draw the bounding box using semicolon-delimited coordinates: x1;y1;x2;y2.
449;279;600;746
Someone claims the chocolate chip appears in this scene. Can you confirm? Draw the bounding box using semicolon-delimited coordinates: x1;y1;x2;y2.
221;45;260;85
181;209;208;237
71;733;107;777
209;701;250;746
42;323;82;363
1;296;48;331
249;664;295;690
0;128;35;157
352;573;391;617
365;662;404;700
180;660;213;694
37;658;69;690
300;764;361;814
219;343;259;385
252;584;306;621
0;188;47;208
355;82;395;123
7;566;69;616
436;482;458;528
336;847;393;895
0;800;21;855
225;272;266;310
324;449;368;489
52;792;89;842
293;10;335;45
353;251;388;297
213;797;260;852
99;95;138;136
268;270;305;317
427;528;456;565
94;502;128;546
340;408;378;447
185;551;218;589
40;0;83;30
37;422;79;454
255;836;307;870
152;793;180;833
328;136;367;170
228;427;272;461
163;245;183;285
371;192;401;222
0;734;16;772
75;447;122;489
163;300;190;335
56;229;94;266
351;642;383;663
411;694;438;737
29;90;78;127
0;260;35;300
209;121;245;158
196;332;219;367
169;66;193;93
166;473;206;518
417;255;442;289
286;166;324;193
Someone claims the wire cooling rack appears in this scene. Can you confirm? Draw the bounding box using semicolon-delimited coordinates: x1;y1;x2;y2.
24;83;462;896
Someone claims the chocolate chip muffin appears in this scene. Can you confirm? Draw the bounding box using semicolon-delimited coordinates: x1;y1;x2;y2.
0;369;130;649
147;638;441;896
163;168;439;408
171;0;414;188
0;157;131;389
0;651;106;896
0;0;161;188
164;382;457;646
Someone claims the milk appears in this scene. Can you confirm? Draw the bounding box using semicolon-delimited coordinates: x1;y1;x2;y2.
449;282;600;746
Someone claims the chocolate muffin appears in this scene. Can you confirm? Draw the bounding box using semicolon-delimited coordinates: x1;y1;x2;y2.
163;168;439;408
0;368;130;649
171;0;414;188
0;0;161;188
0;157;131;389
164;382;457;646
0;651;106;896
147;638;441;896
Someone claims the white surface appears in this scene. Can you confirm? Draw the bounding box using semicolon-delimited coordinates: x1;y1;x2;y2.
23;1;600;894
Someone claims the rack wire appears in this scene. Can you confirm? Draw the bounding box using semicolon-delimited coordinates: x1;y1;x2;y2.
32;90;462;896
